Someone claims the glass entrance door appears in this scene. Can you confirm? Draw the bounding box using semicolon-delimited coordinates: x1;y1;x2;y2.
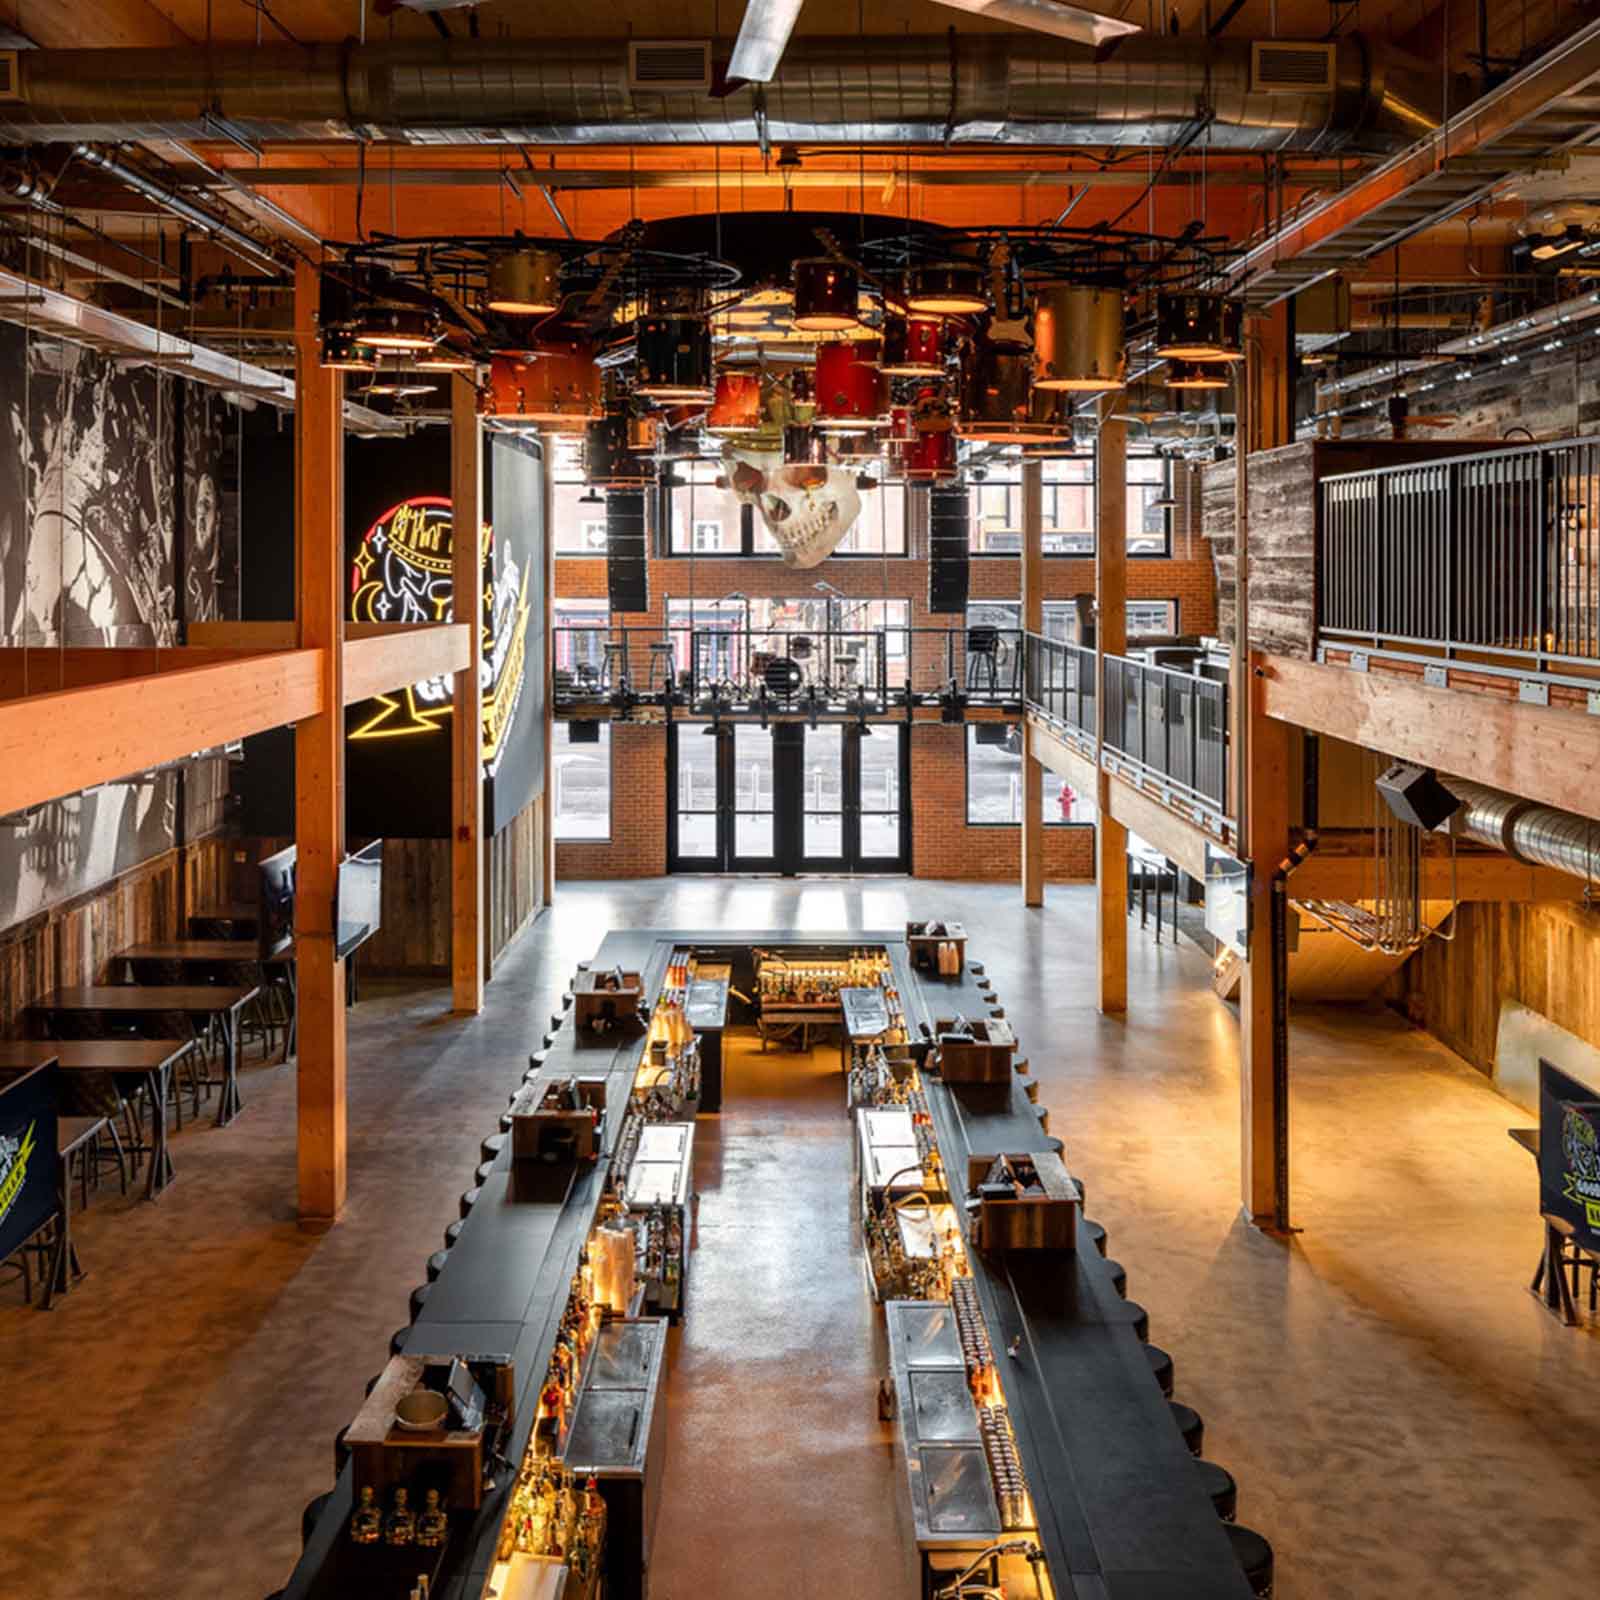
668;723;909;874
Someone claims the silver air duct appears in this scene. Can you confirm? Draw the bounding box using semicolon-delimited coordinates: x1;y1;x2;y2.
0;35;1439;153
1443;777;1600;884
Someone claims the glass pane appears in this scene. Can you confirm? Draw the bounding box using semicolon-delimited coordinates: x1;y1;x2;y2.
669;462;744;554
1046;772;1095;826
733;725;774;812
553;600;610;684
676;724;718;814
804;725;844;815
860;811;900;859
676;811;718;859
736;813;774;858
805;814;843;858
965;723;1024;825
858;731;900;813
553;722;611;840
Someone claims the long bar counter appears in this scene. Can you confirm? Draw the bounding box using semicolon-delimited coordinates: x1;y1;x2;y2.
281;928;1259;1600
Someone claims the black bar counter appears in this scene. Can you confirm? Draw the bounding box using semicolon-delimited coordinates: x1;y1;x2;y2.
282;929;1252;1600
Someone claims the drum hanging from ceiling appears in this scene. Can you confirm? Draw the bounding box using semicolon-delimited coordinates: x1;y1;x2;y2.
485;345;601;429
959;342;1069;444
901;427;957;482
907;264;988;315
783;423;829;466
626;413;660;453
879;314;946;377
635;316;714;400
1032;285;1126;392
792;258;861;332
1154;292;1243;361
706;368;763;436
586;413;657;487
815;340;887;432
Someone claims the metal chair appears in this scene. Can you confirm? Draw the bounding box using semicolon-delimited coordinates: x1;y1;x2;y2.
965;626;1001;694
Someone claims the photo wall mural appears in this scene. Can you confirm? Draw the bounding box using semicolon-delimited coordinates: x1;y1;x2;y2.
0;321;237;930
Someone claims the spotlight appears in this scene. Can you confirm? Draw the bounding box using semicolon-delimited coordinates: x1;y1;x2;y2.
486;248;563;315
907;264;988;316
1154;293;1242;363
792;258;861;332
1375;764;1464;831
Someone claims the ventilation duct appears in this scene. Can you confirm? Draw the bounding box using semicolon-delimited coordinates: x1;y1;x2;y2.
0;34;1439;153
1442;778;1600;886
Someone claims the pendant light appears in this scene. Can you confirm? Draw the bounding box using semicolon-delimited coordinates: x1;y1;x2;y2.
878;313;946;378
1032;285;1126;392
1154;293;1242;362
792;258;861;332
635;316;714;401
321;328;379;371
352;302;440;353
486;248;563;316
413;340;477;373
907;263;988;315
1165;357;1229;392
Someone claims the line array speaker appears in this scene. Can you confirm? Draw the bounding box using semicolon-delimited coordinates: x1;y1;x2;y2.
605;489;649;613
927;485;970;615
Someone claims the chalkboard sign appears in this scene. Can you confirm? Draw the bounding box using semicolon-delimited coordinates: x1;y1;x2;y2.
0;1062;61;1267
1538;1059;1600;1253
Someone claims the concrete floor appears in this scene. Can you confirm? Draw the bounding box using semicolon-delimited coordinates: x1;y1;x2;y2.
3;878;1599;1600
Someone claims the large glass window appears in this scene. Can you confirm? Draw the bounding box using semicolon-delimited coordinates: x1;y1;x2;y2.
554;598;611;687
970;599;1175;646
967;456;1170;557
667;461;745;554
964;724;1096;827
551;437;609;556
732;723;774;860
803;724;845;859
674;722;719;860
753;483;909;557
553;721;611;840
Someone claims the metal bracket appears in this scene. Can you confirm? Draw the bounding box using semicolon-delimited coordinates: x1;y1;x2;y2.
1519;680;1550;706
1349;651;1369;673
1423;664;1448;688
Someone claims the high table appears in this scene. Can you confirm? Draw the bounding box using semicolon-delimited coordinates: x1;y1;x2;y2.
29;985;259;1128
188;904;259;940
118;941;296;1062
0;1038;197;1199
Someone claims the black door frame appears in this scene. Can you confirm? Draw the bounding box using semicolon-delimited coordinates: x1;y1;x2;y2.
667;721;910;874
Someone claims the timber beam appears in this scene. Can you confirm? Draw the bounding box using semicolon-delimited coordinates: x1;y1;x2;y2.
1261;654;1600;826
1290;849;1586;902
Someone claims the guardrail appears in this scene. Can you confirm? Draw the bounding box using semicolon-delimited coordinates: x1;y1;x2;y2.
1023;633;1096;738
1320;435;1600;679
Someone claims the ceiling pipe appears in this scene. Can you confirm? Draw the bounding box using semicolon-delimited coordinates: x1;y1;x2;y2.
0;35;1440;154
1442;776;1600;884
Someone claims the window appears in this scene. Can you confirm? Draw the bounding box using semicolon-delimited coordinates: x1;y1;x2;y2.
964;724;1096;826
554;599;611;686
667;460;746;555
665;595;912;689
1127;599;1179;636
966;456;1170;557
758;482;908;556
553;721;611;840
692;520;725;552
968;599;1175;646
551;437;608;555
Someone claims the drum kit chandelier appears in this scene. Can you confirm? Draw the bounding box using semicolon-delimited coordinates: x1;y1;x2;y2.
317;217;1242;500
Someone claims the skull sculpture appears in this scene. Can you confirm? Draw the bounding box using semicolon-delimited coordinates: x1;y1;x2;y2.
723;448;862;569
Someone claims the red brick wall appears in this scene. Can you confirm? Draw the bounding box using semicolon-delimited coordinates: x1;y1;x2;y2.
555;722;668;879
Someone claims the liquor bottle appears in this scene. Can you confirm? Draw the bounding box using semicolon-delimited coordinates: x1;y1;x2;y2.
349;1484;382;1544
415;1488;448;1548
384;1487;416;1546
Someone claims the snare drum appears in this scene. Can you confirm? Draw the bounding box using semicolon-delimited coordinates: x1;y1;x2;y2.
901;427;957;482
958;341;1069;444
814;340;887;432
879;314;945;377
706;368;762;435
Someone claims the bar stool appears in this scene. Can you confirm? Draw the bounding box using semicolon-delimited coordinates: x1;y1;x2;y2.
1225;1525;1273;1596
1021;1078;1039;1104
426;1249;449;1283
560;992;574;1010
1012;1056;1029;1075
390;1328;410;1358
601;640;629;693
1104;1259;1127;1297
444;1220;464;1249
965;626;1001;693
646;639;675;695
409;1284;432;1321
1113;1299;1149;1342
460;1187;481;1219
1198;1459;1237;1522
1032;1103;1050;1134
1145;1345;1174;1396
1169;1401;1204;1457
968;962;985;975
475;1159;496;1186
550;1013;565;1035
529;1050;550;1071
542;1032;557;1051
480;1133;506;1164
1082;1218;1107;1256
302;1493;332;1548
333;1425;351;1475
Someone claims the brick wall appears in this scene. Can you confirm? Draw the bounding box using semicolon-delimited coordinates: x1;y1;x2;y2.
554;467;1209;883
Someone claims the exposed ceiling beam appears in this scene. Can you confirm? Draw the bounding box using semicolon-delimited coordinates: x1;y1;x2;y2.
0;0;187;49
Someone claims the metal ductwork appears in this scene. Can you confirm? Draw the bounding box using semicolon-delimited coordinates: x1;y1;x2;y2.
0;34;1439;153
1442;777;1600;884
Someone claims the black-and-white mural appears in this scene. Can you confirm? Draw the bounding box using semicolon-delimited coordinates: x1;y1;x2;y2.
0;321;237;929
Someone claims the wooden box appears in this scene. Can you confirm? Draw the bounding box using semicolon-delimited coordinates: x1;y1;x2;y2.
511;1075;608;1163
965;1150;1081;1253
574;969;645;1037
935;1016;1017;1084
346;1356;491;1511
907;921;967;977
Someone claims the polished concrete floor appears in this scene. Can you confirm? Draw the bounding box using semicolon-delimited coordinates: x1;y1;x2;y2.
3;878;1599;1600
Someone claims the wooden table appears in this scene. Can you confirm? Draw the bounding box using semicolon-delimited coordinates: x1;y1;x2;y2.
30;985;259;1128
120;941;297;1063
188;904;259;939
0;1039;198;1199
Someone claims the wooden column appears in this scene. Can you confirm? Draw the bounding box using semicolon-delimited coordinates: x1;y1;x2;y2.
293;258;347;1226
1095;406;1128;1014
1020;458;1044;907
542;449;556;908
451;373;484;1013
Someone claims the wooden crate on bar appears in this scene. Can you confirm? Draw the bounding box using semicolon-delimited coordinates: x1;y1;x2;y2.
965;1150;1082;1252
573;967;644;1036
510;1074;609;1163
934;1016;1017;1083
906;920;967;976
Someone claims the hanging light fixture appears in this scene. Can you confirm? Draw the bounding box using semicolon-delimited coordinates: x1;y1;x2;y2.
1032;285;1126;392
321;328;379;371
362;363;437;399
413;339;477;373
792;258;860;332
878;313;947;377
351;301;440;352
635;316;715;401
1165;357;1229;392
1154;293;1242;362
907;263;988;315
486;248;563;316
586;413;657;487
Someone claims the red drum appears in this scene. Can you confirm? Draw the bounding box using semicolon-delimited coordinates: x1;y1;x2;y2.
706;369;762;435
879;314;946;377
814;339;887;432
901;427;957;482
485;344;601;430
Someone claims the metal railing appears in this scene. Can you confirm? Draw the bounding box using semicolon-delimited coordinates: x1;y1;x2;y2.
1103;655;1229;814
1023;634;1097;739
1320;435;1600;678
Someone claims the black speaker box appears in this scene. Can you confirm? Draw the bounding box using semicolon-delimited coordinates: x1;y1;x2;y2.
927;485;970;615
1375;763;1462;830
605;489;648;613
567;720;601;745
